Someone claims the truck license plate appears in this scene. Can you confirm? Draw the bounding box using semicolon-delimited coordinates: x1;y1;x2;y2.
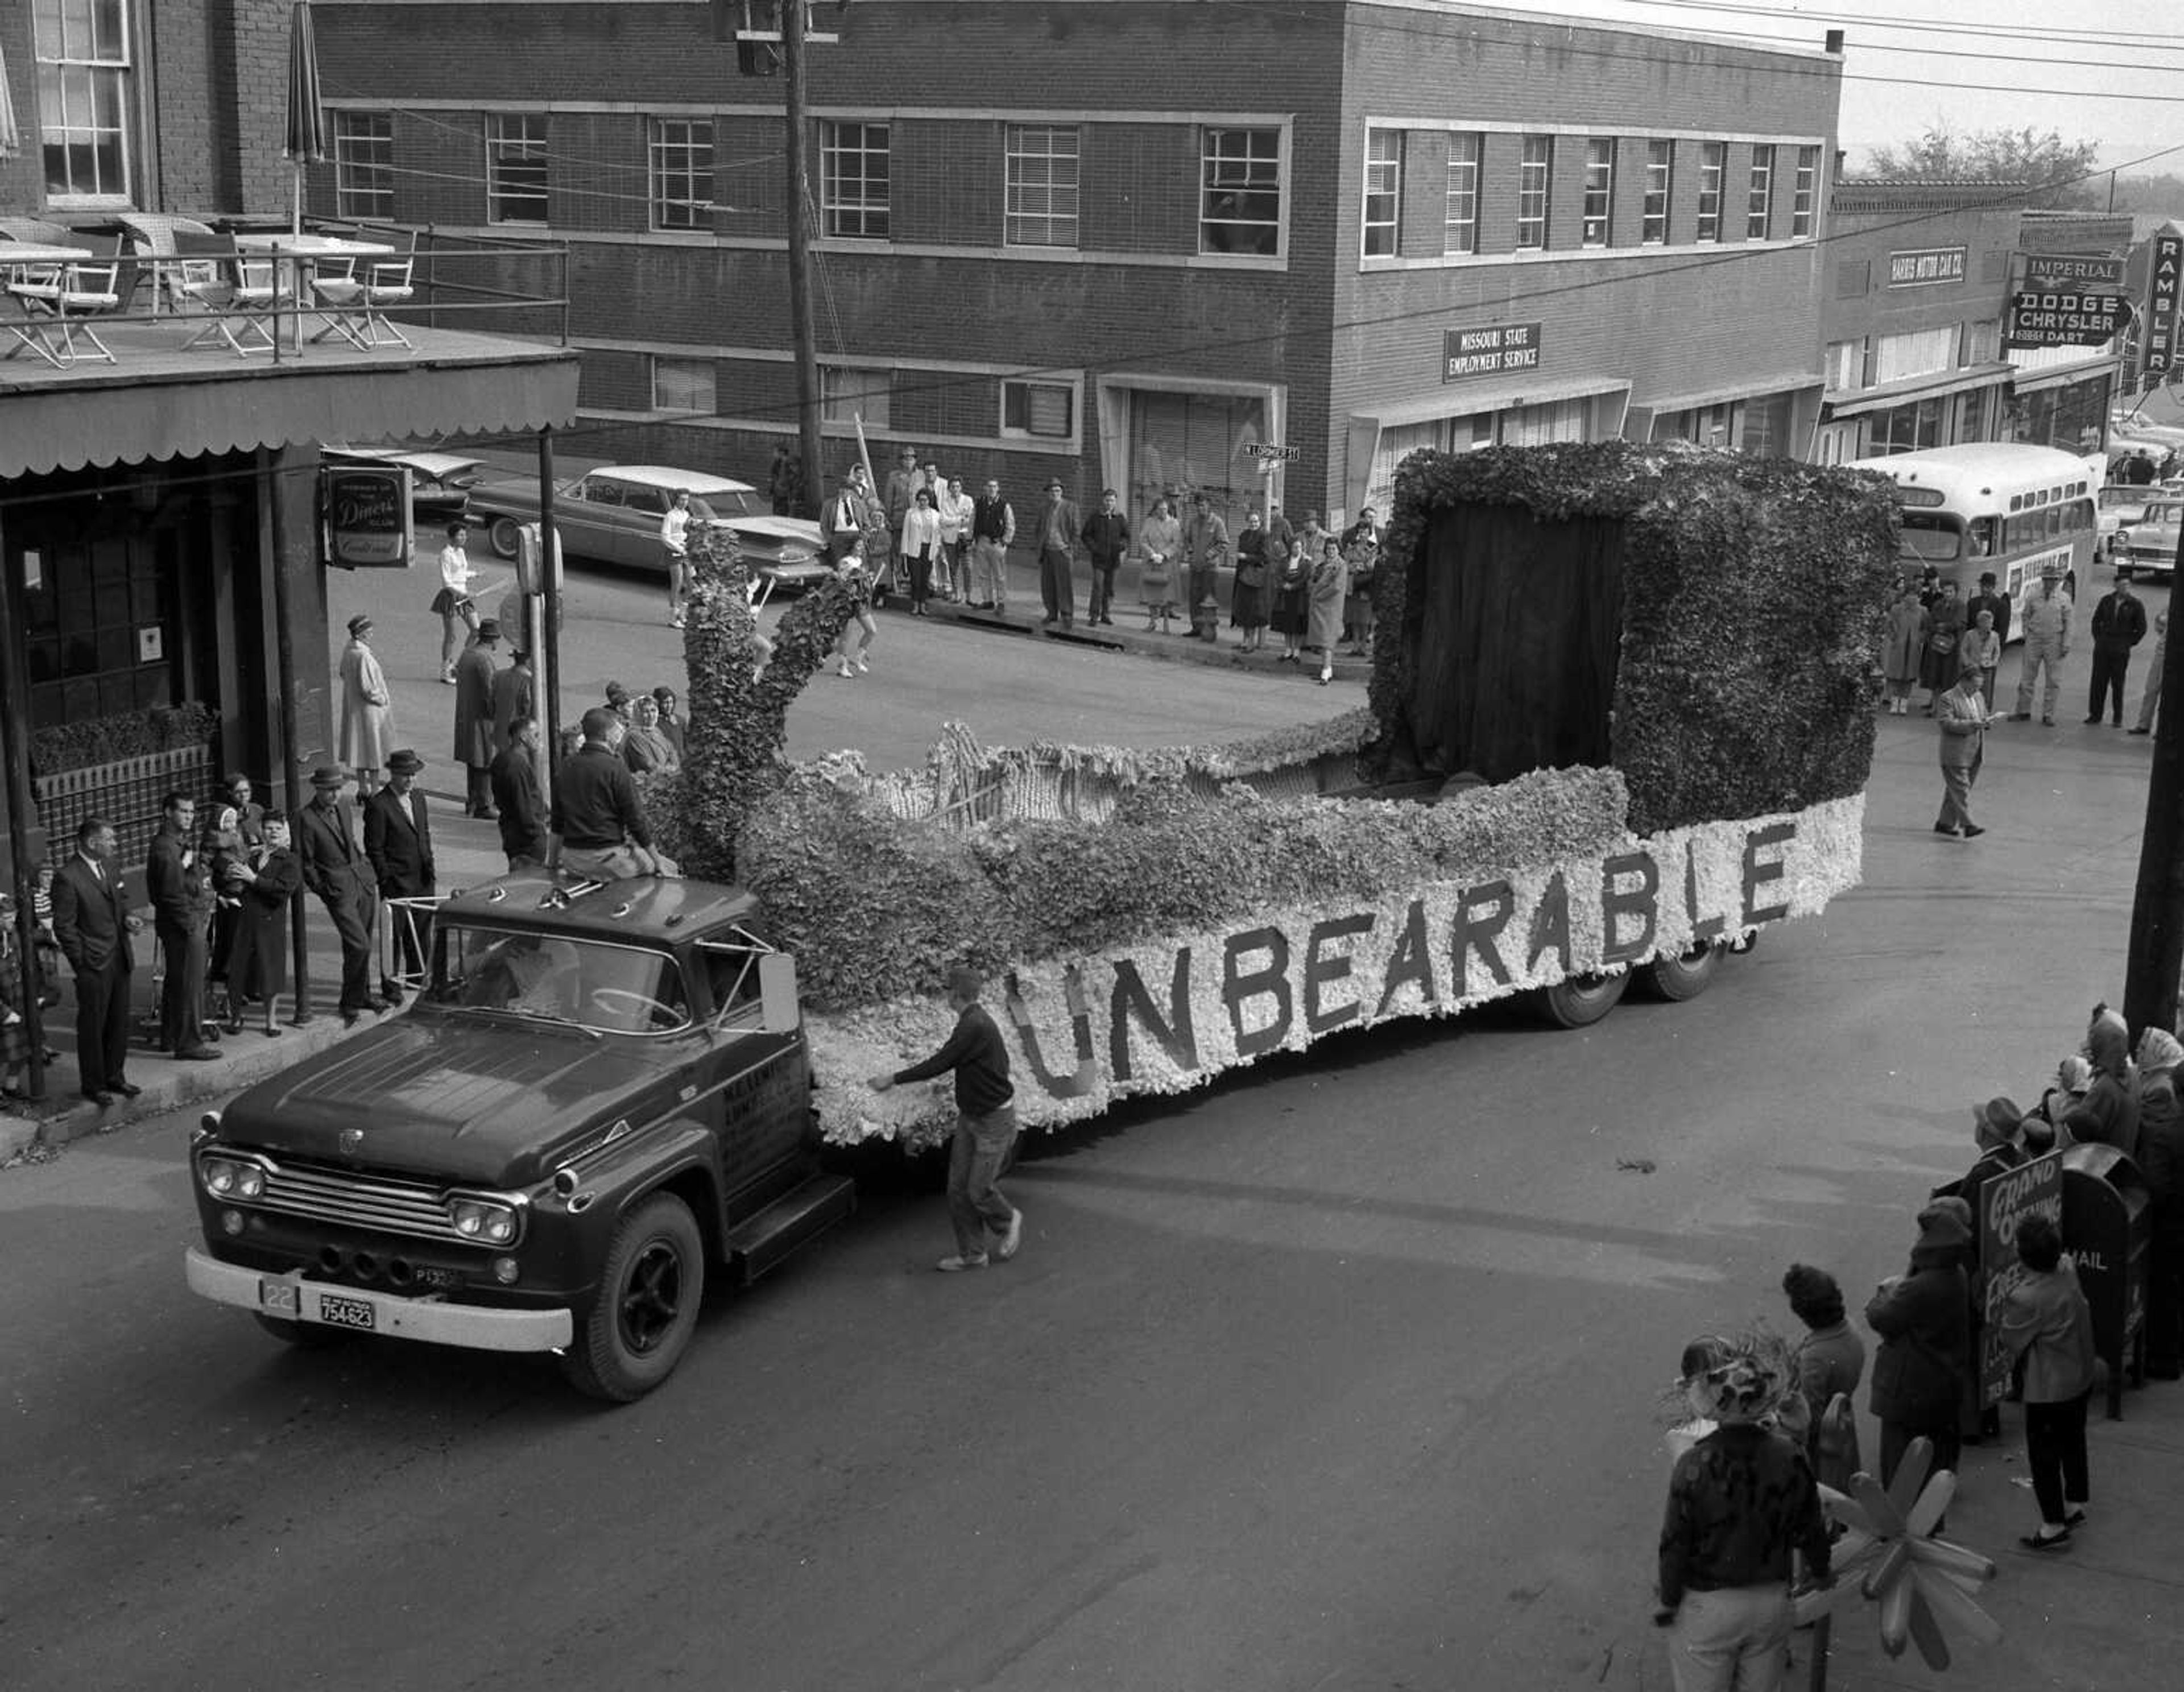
317;1293;378;1331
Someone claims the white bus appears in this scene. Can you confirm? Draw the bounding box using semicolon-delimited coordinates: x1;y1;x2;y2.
1849;444;2104;636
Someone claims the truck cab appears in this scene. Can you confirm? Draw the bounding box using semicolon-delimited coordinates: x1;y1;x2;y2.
184;871;855;1400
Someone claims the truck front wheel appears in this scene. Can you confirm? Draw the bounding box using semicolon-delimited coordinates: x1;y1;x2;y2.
562;1193;706;1403
1646;941;1727;1002
1538;971;1628;1029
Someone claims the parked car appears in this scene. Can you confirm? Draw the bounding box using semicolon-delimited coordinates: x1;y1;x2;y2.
322;446;486;527
465;464;831;593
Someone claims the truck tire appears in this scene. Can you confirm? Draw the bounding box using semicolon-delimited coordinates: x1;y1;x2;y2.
1645;941;1726;1002
253;1312;354;1348
562;1193;706;1403
488;515;523;559
1538;971;1628;1029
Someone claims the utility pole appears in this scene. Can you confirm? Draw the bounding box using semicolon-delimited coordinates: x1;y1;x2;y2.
2124;519;2184;1038
783;0;824;518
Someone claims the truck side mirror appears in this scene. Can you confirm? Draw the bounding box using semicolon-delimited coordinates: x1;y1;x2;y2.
758;953;800;1033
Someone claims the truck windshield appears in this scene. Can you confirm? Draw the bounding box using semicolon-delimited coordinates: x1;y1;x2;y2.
429;926;692;1035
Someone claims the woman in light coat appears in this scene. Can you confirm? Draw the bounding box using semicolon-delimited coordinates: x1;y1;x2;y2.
1996;1213;2098;1549
337;615;395;792
1881;587;1926;715
1305;536;1348;685
1138;498;1182;632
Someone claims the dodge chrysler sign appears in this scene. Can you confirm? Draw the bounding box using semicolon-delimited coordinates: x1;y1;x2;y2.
2007;289;2132;349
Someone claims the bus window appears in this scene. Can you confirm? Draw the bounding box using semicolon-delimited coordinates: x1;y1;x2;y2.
1966;518;1998;556
1897;513;1962;561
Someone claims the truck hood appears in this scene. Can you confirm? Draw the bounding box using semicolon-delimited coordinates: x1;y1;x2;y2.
215;1012;688;1189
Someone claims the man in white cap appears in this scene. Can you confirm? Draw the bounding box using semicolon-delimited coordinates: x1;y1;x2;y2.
2012;560;2072;726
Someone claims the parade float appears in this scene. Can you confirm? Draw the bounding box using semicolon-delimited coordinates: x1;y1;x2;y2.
673;440;1900;1149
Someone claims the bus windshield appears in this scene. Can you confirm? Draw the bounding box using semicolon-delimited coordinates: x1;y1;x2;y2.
1896;512;1963;562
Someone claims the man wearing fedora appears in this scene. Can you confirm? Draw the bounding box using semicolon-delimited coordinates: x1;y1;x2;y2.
364;750;436;1001
453;618;501;819
296;767;386;1025
1031;477;1082;629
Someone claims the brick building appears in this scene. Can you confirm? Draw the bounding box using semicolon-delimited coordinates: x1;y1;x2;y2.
309;0;1841;536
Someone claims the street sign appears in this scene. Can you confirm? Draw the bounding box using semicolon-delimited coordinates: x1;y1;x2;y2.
2007;289;2132;349
1245;443;1301;462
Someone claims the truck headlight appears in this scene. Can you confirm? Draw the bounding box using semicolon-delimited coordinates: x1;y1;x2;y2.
449;1196;523;1246
199;1152;268;1202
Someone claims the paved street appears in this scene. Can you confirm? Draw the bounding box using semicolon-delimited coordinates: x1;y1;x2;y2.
5;644;2183;1691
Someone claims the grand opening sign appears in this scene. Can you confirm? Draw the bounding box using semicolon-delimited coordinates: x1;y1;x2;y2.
816;795;1866;1141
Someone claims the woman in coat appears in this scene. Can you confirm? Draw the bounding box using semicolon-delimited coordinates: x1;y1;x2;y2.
1996;1213;2098;1549
1918;580;1964;713
337;615;395;791
225;814;302;1036
1881;587;1926;715
1865;1201;1973;1497
2065;1003;2141;1163
1305;535;1348;685
1138;498;1182;632
621;694;680;773
1230;511;1270;651
1781;1263;1865;1490
1271;516;1316;663
201;805;249;1032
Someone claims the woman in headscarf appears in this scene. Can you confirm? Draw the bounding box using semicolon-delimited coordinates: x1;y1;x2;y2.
1918;580;1964;714
2065;1002;2140;1163
2028;1053;2093;1152
1880;584;1926;716
1306;535;1348;685
621;693;681;774
1654;1331;1832;1687
652;687;686;759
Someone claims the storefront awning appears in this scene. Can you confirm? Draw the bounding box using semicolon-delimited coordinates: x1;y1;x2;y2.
1823;361;2015;420
2011;354;2121;398
1345;377;1632;513
0;329;579;479
1633;369;1825;417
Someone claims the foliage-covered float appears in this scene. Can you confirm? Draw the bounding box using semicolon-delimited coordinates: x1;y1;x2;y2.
673;441;1898;1149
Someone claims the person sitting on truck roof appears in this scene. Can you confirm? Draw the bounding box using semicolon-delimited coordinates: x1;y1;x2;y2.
548;708;675;882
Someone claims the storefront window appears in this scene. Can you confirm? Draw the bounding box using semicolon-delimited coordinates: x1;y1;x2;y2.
22;533;172;726
1126;390;1268;533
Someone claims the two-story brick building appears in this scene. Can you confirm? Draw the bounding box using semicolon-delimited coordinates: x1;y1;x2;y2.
309;0;1842;537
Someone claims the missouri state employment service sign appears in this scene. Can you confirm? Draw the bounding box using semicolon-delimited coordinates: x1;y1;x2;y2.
1443;322;1543;382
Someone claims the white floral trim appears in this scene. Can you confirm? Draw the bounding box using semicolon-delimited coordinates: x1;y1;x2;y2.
810;793;1864;1148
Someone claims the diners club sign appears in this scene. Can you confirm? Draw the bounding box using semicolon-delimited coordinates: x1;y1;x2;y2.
814;795;1865;1144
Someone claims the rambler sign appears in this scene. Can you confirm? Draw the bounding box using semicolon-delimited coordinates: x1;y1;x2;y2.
1888;247;1966;288
1443;321;1542;382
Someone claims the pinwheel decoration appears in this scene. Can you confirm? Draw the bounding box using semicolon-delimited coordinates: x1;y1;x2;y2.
1792;1435;2001;1671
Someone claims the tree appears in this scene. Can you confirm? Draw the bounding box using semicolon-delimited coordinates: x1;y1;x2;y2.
1860;121;2103;208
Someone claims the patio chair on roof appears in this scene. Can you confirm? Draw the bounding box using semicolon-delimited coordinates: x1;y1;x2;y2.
117;213;219;315
173;231;276;356
0;217;75;247
312;229;417;348
5;235;129;365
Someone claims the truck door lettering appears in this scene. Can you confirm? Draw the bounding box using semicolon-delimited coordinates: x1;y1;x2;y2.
1222;928;1293;1058
1375;899;1437;1016
1006;965;1099;1098
1450;879;1513;991
1110;952;1199;1081
1526;871;1571;977
1303;914;1375;1034
1685;841;1727;944
1600;851;1659;966
1741;822;1794;925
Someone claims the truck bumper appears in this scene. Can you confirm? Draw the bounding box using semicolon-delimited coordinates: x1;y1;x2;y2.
185;1249;574;1353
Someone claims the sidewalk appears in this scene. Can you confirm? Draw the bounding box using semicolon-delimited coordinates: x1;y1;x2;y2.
0;808;513;1164
1811;1375;2184;1689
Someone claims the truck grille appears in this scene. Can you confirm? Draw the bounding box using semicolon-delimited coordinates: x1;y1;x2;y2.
258;1163;465;1244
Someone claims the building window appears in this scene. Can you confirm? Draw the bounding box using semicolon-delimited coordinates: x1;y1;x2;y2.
487;114;549;224
821;365;891;428
1004;124;1079;249
653;358;716;415
1747;144;1774;241
334;112;395;222
821;121;890;239
1792;145;1819;238
1824;339;1863;391
1200;127;1282;256
1581;139;1615;247
1516;135;1552;251
1696;142;1725;243
1363;128;1403;257
1002;379;1076;440
650;119;714;232
1444;132;1480;255
32;0;133;204
1641;140;1672;245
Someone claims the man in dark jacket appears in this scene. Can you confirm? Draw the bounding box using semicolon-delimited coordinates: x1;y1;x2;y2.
453;619;500;817
490;716;549;871
2086;567;2149;726
1079;489;1130;627
49;816;142;1105
1866;1202;1973;1500
1966;569;2012;648
2136;1027;2183;1380
296;766;384;1025
364;748;435;999
145;790;219;1060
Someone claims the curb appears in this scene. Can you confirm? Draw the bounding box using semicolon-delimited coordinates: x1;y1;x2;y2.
908;597;1374;682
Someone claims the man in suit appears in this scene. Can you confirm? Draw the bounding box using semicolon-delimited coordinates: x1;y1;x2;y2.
452;618;500;817
1031;478;1083;629
49;816;144;1106
1182;491;1231;643
1966;569;2012;651
296;766;386;1025
363;749;435;1000
1080;489;1130;628
491;646;535;755
490;716;549;871
145;790;220;1060
1935;663;1996;839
